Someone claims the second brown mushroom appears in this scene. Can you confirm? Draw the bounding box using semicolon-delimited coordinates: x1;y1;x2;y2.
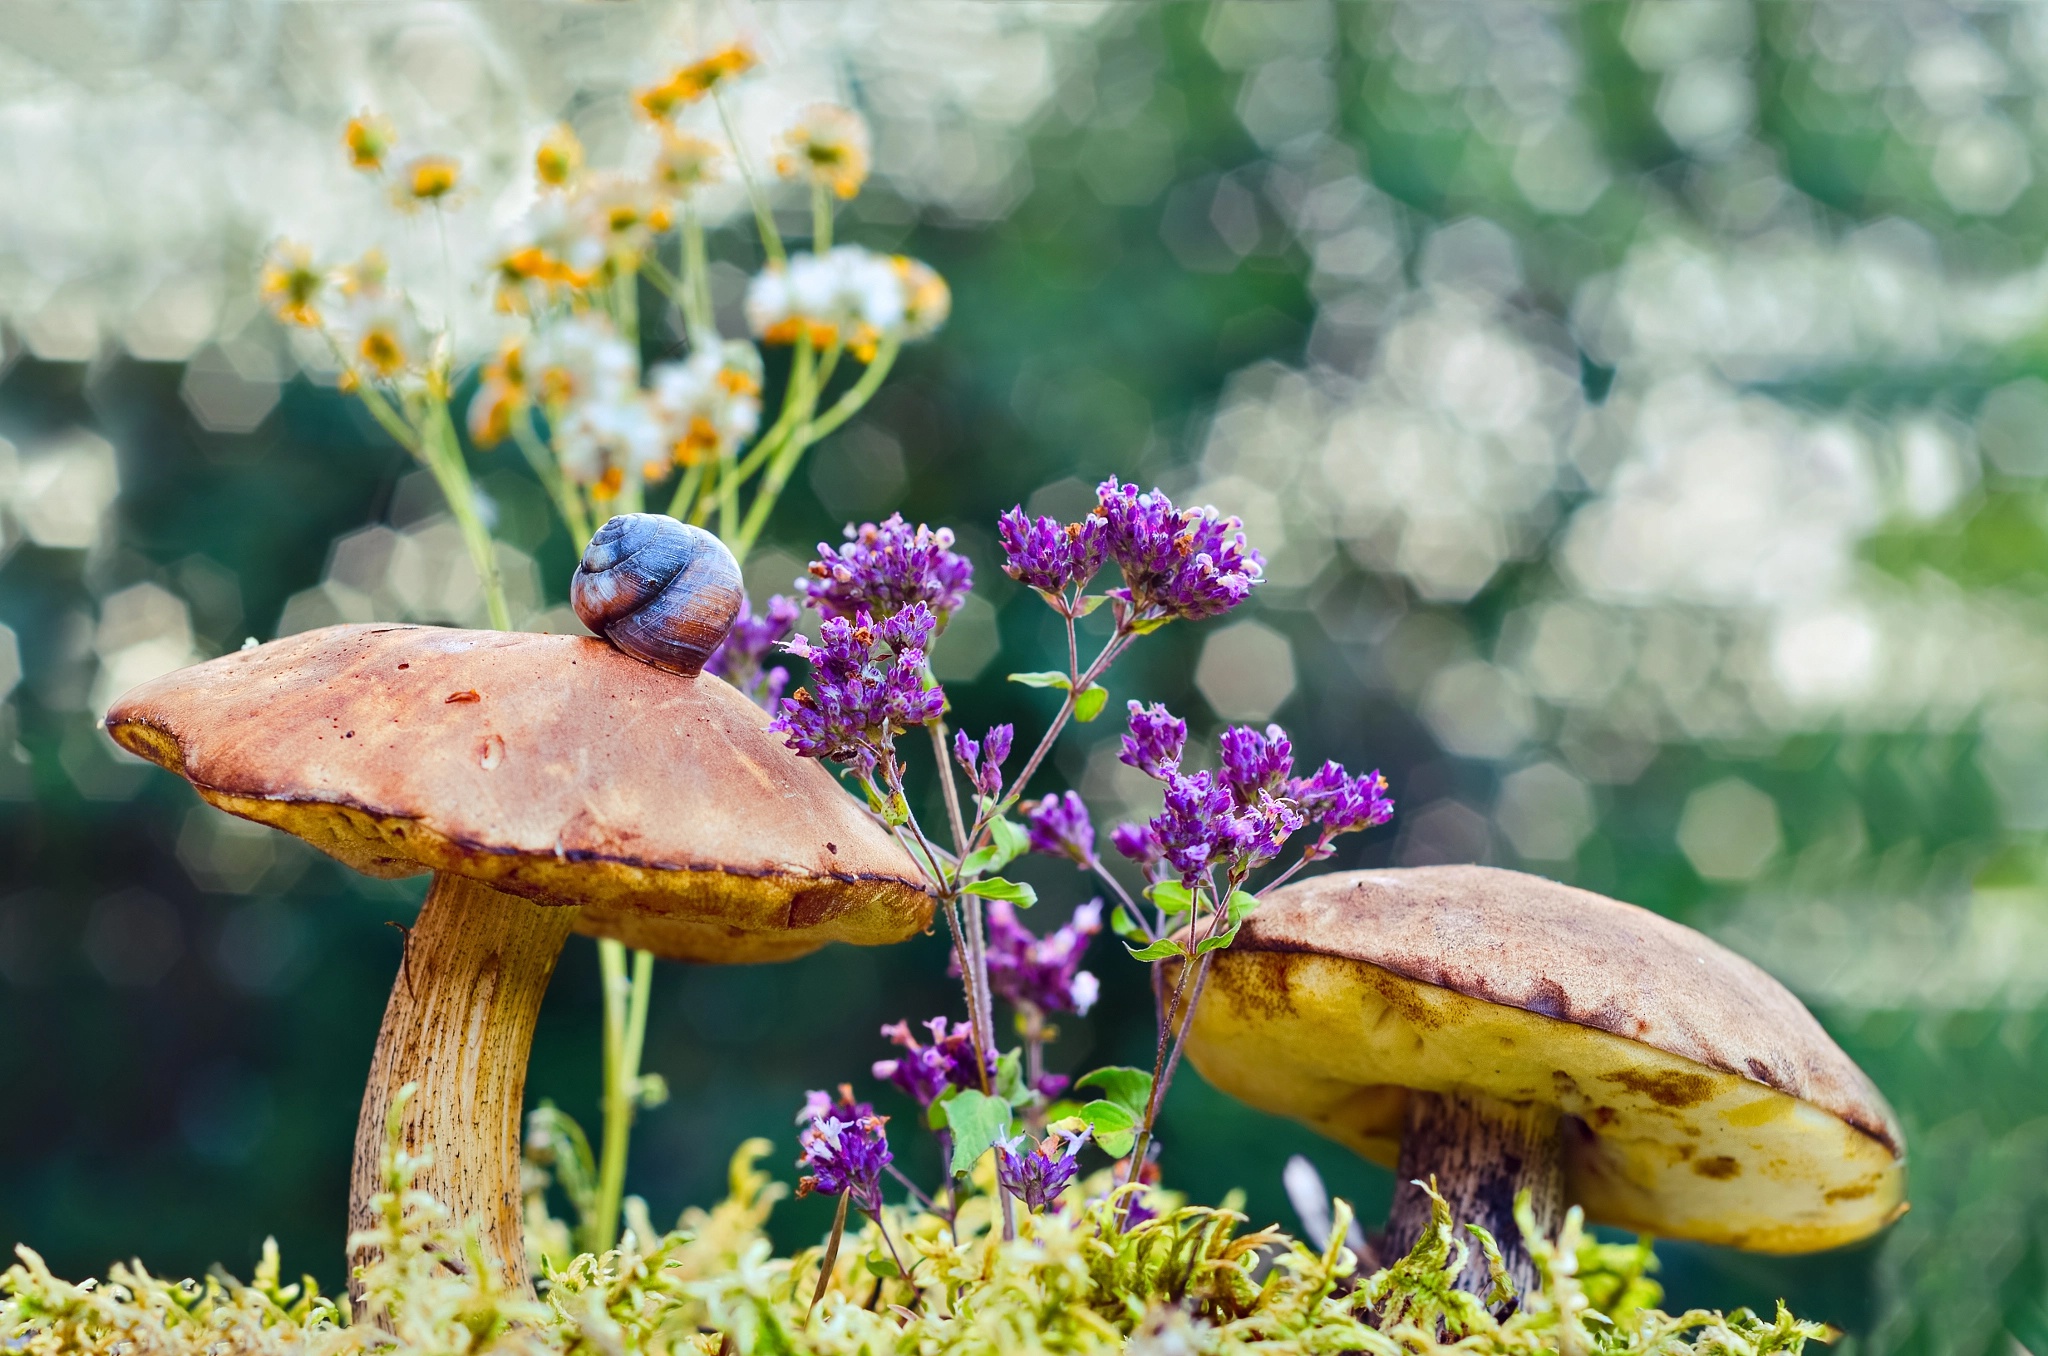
1183;865;1906;1301
105;618;930;1310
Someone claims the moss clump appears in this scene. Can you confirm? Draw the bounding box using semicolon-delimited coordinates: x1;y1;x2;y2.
2;1135;1830;1356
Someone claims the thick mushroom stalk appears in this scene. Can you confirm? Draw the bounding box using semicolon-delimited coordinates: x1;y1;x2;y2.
348;874;574;1304
1383;1090;1564;1297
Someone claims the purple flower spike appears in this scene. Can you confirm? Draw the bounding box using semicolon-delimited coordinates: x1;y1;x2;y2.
873;1017;987;1107
771;605;946;776
1151;770;1240;884
995;1123;1091;1212
707;593;800;711
1093;479;1263;627
796;1086;892;1214
1025;790;1096;866
1111;821;1166;878
998;508;1107;600
1289;763;1395;859
1218;724;1294;804
1119;701;1187;781
979;898;1102;1016
803;514;974;623
954;724;1013;798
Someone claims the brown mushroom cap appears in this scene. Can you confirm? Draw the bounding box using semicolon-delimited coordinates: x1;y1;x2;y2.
1184;865;1905;1253
105;623;931;963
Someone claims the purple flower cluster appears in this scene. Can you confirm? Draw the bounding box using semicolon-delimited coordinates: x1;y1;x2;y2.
996;1123;1091;1212
1288;761;1395;859
1110;702;1393;886
1025;790;1096;865
706;593;800;710
771;605;946;777
804;514;973;624
1119;702;1188;780
997;482;1262;629
976;899;1101;1016
952;724;1013;799
872;1017;989;1108
1094;479;1262;626
997;509;1106;601
796;1086;892;1214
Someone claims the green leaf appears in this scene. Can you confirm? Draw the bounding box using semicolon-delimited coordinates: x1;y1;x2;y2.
964;876;1037;908
959;822;1025;880
1109;905;1150;942
1073;684;1109;723
1195;923;1242;956
989;816;1029;863
1125;937;1187;962
1128;614;1175;636
995;1049;1036;1108
1077;1100;1136;1158
1146;880;1195;914
1226;888;1259;925
1073;593;1110;617
1007;670;1073;690
942;1090;1013;1177
865;1254;900;1279
1073;1067;1153;1119
880;790;911;827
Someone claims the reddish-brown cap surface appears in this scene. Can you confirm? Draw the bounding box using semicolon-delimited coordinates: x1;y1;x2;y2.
106;623;931;963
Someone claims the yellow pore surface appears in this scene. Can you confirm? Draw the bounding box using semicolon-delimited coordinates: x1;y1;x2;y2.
1186;948;1904;1253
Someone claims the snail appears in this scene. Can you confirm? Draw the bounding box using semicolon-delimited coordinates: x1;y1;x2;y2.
572;514;744;676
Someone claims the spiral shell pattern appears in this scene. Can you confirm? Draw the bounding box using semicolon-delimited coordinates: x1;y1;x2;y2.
572;514;744;676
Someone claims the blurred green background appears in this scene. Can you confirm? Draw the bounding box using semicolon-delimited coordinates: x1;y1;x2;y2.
4;1;2047;1347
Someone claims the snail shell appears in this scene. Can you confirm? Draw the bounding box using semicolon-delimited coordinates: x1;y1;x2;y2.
572;514;743;676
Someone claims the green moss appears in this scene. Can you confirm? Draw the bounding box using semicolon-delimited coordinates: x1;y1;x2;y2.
2;1131;1831;1356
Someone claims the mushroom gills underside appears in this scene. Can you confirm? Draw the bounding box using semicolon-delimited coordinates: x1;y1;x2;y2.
1185;949;1903;1253
181;786;928;956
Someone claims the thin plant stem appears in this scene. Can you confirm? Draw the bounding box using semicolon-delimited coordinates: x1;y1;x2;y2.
866;1208;911;1282
591;936;631;1252
717;89;784;268
813;181;832;252
665;459;707;520
421;397;511;631
883;1161;939;1215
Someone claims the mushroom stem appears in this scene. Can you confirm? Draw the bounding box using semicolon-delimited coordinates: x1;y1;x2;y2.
1384;1090;1564;1302
348;872;577;1317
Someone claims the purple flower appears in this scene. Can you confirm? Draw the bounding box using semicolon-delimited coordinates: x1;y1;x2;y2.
1218;724;1293;804
1288;762;1394;859
995;1123;1091;1212
803;514;974;623
1025;790;1096;865
1119;701;1187;781
771;605;946;776
1110;821;1167;880
706;593;800;711
998;508;1107;599
1236;789;1308;862
1150;770;1240;884
872;1017;988;1107
1093;479;1262;626
953;724;1013;799
796;1086;892;1214
975;899;1102;1016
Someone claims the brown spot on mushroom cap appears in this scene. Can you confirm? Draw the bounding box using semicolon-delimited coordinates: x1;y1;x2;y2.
1181;866;1906;1254
105;623;931;961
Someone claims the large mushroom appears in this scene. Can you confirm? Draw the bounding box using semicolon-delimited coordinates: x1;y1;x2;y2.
1182;865;1904;1299
104;620;930;1305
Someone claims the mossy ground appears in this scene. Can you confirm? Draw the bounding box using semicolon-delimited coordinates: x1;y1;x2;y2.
2;1127;1831;1356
